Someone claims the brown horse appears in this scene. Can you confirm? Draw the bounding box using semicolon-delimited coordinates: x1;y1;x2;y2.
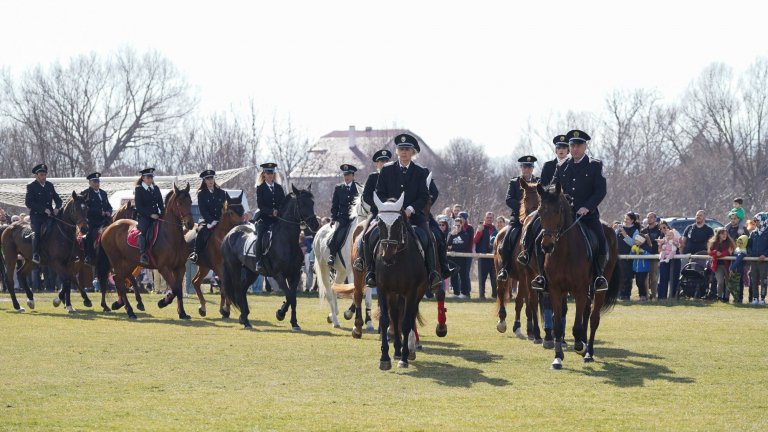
0;192;89;312
536;182;620;368
95;184;194;320
494;178;542;340
184;193;245;318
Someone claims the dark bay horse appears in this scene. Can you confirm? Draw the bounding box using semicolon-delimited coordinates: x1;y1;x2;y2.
0;192;88;312
536;182;620;369
494;178;542;340
220;185;320;330
372;193;428;370
95;184;194;320
185;193;245;317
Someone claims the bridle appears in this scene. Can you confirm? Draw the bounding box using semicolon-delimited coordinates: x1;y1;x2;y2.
539;199;583;244
160;192;192;228
378;211;409;256
277;193;319;233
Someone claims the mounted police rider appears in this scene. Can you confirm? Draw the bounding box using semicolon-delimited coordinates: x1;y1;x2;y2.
532;129;608;292
352;149;392;272
134;168;164;266
326;164;361;267
367;133;441;288
253;162;285;273
517;134;570;273
188;169;227;264
81;172;112;266
25;163;62;264
496;156;538;282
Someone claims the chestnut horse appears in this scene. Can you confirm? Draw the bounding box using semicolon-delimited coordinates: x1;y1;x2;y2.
0;192;88;312
95;184;194;320
184;192;245;318
536;182;620;368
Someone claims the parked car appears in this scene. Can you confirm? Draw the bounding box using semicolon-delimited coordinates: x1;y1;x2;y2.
661;217;724;234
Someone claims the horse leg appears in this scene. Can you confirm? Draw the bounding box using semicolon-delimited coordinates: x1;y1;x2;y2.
128;274;145;312
496;275;508;333
287;272;301;331
317;258;340;328
399;299;416;368
585;295;603;362
550;289;565;369
114;271;136;320
435;286;447;337
572;292;587;356
513;281;526;339
74;275;93;308
364;287;374;331
19;267;35;310
378;294;391;370
352;282;364;338
391;296;403;360
173;268;190;320
529;286;542;343
191;267;207;317
100;274;111;313
5;260;24;312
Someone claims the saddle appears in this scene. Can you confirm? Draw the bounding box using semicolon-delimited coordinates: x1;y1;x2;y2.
575;221;605;262
370;224;426;260
244;230;272;257
126;223;160;250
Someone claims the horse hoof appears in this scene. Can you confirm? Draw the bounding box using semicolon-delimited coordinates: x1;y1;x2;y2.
276;310;286;321
352;328;362;339
332;323;340;329
16;307;25;313
220;308;230;319
136;302;145;312
408;351;416;361
326;314;333;324
496;320;507;333
533;338;543;345
514;328;526;339
65;305;76;313
575;343;587;356
543;340;555;349
26;299;35;310
436;324;447;338
551;358;563;370
157;298;168;309
198;307;206;317
583;354;594;363
365;321;374;332
417;343;423;351
242;322;252;330
112;301;124;311
379;361;392;371
179;314;191;320
128;311;137;320
561;340;569;349
397;360;408;369
343;309;354;320
82;298;92;308
292;325;302;332
53;297;61;307
102;306;111;313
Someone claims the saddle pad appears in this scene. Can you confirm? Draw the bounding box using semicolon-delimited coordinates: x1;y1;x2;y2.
577;222;597;261
243;231;271;257
126;223;160;249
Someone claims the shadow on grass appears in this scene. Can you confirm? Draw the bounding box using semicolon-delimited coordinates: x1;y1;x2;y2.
418;340;504;364
567;345;695;387
9;309;238;328
409;360;510;388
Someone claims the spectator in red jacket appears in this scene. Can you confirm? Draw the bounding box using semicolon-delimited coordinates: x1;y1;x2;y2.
473;211;497;299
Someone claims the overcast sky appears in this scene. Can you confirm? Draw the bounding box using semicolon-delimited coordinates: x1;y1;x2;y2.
2;0;767;157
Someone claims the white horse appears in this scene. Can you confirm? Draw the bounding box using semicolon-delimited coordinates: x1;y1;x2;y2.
313;187;375;329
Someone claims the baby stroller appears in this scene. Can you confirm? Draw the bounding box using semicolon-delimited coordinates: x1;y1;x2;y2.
677;250;712;299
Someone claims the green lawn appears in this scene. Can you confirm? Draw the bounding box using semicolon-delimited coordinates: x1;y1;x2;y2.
0;292;766;431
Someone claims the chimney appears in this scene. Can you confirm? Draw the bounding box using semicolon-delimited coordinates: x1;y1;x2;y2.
365;126;373;132
348;125;356;149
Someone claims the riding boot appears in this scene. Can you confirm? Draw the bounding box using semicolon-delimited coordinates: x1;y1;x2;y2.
364;235;376;287
593;253;609;292
253;238;265;274
188;227;204;264
352;237;365;272
531;247;547;292
327;253;336;267
517;216;539;265
497;223;514;282
31;237;41;264
138;234;149;266
84;237;93;266
426;240;441;288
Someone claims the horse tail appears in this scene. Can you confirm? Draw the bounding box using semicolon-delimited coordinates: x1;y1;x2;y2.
95;243;111;291
220;233;244;312
331;282;355;298
0;237;9;291
601;256;621;313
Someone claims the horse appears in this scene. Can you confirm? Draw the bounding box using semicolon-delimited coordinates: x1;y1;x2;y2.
372;193;428;370
536;182;621;369
314;191;374;330
95;183;194;320
220;185;320;330
494;177;542;340
184;193;245;318
112;201;136;221
0;192;89;313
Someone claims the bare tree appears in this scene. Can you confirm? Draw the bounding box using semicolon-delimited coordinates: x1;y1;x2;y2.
268;113;326;187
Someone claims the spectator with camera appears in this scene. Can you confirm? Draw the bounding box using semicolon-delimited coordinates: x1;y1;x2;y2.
642;212;663;300
473;211;497;299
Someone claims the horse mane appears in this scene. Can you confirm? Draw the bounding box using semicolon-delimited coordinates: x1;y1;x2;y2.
349;194;370;219
519;180;539;221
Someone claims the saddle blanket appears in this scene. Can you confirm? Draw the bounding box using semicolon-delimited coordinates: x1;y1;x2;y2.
126;224;160;249
244;231;271;257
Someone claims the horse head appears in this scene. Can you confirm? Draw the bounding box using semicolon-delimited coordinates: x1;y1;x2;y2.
65;191;89;230
519;177;541;220
290;184;320;233
536;181;566;253
170;183;194;230
373;193;407;263
224;192;245;218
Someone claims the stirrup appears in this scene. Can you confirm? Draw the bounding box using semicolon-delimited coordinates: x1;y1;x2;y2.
139;254;149;265
365;272;376;287
497;268;508;282
531;275;547;291
188;252;198;264
327;255;335;266
255;261;265;273
32;254;41;264
516;251;529;265
352;257;364;272
429;271;442;287
593;275;608;292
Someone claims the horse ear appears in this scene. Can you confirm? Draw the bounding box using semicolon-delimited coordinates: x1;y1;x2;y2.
518;177;527;189
307;183;312;191
292;184;299;195
184;182;190;193
536;183;545;196
72;191;78;199
373;193;384;210
173;183;179;193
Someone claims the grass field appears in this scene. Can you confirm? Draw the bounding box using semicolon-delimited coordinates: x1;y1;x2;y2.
1;291;767;431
